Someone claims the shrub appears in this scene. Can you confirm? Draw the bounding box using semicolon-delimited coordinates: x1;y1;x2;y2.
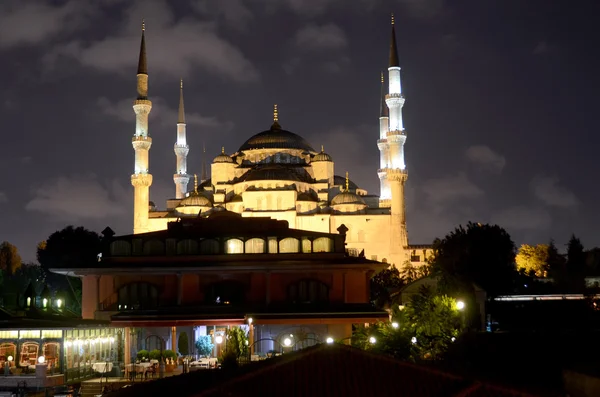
136;350;149;361
178;332;189;356
149;349;161;360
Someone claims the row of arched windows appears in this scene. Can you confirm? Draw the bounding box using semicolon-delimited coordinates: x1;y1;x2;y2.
110;237;334;256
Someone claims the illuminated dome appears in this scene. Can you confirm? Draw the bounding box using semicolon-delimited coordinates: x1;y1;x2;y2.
331;191;366;206
178;193;212;207
213;147;234;163
313;146;332;162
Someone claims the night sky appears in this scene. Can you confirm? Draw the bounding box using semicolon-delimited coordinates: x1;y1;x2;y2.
1;0;598;262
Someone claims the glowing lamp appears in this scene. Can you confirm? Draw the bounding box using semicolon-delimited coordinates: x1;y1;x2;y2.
38;356;45;364
283;338;292;347
392;322;399;329
42;298;48;308
7;356;13;362
56;299;62;308
411;337;417;344
247;317;253;325
215;335;223;344
326;337;334;344
456;301;465;311
369;337;376;344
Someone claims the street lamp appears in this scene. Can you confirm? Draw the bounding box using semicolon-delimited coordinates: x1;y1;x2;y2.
283;338;292;347
391;322;399;329
456;301;465;311
326;337;334;344
368;337;376;345
411;337;417;344
215;335;223;344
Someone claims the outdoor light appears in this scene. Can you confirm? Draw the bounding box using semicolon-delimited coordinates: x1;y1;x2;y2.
326;337;334;344
215;335;223;344
283;338;292;347
451;337;456;342
247;317;253;325
38;356;45;364
456;301;465;310
369;337;376;344
411;337;417;344
42;298;48;308
7;356;12;362
56;299;62;308
244;340;249;346
392;322;399;329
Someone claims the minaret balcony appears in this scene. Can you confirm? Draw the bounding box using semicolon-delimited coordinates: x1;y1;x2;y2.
132;136;152;151
385;93;405;107
377;139;388;144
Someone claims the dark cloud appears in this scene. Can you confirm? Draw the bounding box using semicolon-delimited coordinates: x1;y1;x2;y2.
294;24;348;51
465;145;506;174
531;176;579;208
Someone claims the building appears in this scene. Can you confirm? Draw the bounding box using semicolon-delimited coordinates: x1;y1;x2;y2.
130;17;432;269
51;212;389;361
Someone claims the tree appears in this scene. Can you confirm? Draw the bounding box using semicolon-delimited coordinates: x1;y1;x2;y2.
566;234;586;292
195;336;214;357
0;241;21;276
431;222;517;297
178;332;189;356
225;326;248;359
515;244;549;277
370;267;404;309
401;261;433;284
37;226;102;313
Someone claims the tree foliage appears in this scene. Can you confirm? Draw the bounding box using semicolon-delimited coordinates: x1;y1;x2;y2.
515;244;549;277
370;266;404;309
0;241;21;276
178;332;189;356
566;235;586;292
225;326;248;359
195;336;214;357
400;261;432;284
431;222;517;297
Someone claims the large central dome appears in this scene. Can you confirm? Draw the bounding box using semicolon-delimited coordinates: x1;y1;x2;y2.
238;121;315;153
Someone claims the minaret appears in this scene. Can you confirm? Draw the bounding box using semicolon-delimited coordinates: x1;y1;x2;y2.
173;79;190;199
131;20;153;234
200;143;207;183
385;14;409;265
377;72;391;202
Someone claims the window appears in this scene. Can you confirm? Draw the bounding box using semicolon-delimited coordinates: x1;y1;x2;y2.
42;342;60;369
177;239;198;255
288;280;329;304
0;343;16;367
313;237;333;253
110;240;131;256
302;239;312;253
279;238;299;253
245;238;265;254
411;255;421;262
143;240;164;255
205;281;246;305
200;239;219;254
225;239;244;254
118;282;159;310
19;342;39;367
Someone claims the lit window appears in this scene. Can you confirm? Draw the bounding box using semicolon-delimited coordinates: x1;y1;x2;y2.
225;239;244;254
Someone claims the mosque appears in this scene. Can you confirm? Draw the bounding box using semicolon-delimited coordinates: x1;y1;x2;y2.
130;19;432;269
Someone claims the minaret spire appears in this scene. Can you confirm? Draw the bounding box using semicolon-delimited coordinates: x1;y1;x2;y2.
345;171;349;192
131;20;153;234
379;72;389;118
200;142;207;183
389;13;399;68
174;78;190;199
194;174;198;194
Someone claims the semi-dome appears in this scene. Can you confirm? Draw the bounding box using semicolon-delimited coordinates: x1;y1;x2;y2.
313;146;332;162
213;147;234;163
238;120;315;153
178;193;212;207
297;192;317;202
243;165;307;183
331;191;366;206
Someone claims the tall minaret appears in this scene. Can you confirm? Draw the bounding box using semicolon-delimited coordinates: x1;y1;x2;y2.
385;14;409;266
377;72;391;203
131;20;153;234
173;79;190;199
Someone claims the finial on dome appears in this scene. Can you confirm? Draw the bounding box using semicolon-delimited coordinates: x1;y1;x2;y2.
391;13;395;25
221;146;225;154
180;78;183;89
142;18;146;31
381;71;384;83
321;145;324;153
194;174;198;193
273;104;279;122
345;171;349;192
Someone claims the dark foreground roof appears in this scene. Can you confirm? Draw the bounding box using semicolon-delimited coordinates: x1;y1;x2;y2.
111;344;542;397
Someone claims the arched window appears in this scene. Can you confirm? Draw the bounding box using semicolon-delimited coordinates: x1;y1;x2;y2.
205;281;246;305
110;240;131;256
42;342;60;369
245;238;265;254
118;282;159;310
313;237;333;253
288;280;329;304
0;343;16;367
143;240;164;255
177;239;198;255
200;239;220;254
19;342;39;367
279;238;299;253
225;239;244;254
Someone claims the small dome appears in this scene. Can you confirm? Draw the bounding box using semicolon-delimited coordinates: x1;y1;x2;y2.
331;191;366;206
213;147;234;164
178;193;212;207
313;146;332;162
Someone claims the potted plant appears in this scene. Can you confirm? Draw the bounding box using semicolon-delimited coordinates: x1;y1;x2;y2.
163;350;177;372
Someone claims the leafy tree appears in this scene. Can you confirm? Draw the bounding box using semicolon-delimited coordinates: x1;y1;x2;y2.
195;336;214;357
225;326;248;359
370;267;404;309
431;222;517;297
401;260;433;284
0;241;21;276
547;239;566;282
515;244;549;277
37;226;102;313
5;263;46;296
178;332;189;356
